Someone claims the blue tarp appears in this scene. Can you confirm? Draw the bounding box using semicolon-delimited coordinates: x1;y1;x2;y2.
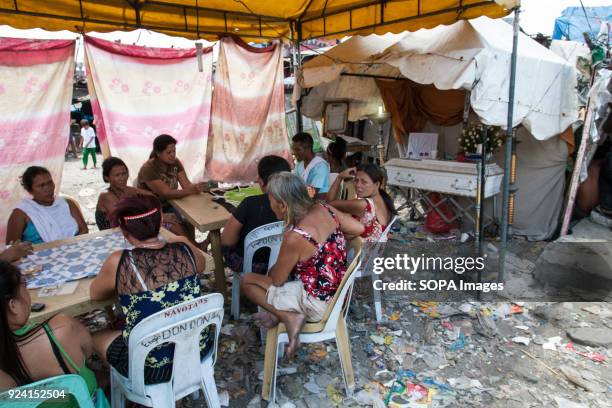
552;6;612;43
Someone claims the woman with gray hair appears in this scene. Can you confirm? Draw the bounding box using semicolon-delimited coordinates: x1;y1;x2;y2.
241;172;363;358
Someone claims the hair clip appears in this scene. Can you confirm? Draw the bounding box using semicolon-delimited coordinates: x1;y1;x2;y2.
123;208;158;221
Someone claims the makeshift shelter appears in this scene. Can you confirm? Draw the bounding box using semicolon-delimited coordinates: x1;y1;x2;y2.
0;0;523;281
299;17;577;140
297;16;579;240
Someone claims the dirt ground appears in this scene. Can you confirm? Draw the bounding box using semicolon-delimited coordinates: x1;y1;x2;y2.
61;155;107;230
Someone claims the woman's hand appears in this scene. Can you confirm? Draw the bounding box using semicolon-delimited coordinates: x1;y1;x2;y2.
196;182;210;193
187;182;208;195
161;213;180;226
0;241;33;262
187;184;201;195
339;167;356;181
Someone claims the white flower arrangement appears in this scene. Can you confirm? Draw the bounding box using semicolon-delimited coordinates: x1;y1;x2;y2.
459;124;504;154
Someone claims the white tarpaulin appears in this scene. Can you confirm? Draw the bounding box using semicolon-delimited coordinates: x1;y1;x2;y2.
298;17;578;140
296;34;399;121
550;40;590;67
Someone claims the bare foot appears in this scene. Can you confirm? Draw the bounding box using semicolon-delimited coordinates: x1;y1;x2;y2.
252;311;279;329
254;318;276;329
251;311;268;322
281;312;306;359
81;167;87;170
262;314;279;328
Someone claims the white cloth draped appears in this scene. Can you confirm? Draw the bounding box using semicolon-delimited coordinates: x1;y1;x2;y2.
16;197;78;242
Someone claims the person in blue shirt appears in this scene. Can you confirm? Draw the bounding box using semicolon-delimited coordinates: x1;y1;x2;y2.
291;132;330;199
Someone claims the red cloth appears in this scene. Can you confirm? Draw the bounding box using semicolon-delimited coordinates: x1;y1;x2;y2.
425;193;459;234
0;37;74;66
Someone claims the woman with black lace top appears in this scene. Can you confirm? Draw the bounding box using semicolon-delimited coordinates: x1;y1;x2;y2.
90;194;211;385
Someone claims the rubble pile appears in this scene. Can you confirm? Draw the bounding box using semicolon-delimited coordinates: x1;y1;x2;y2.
177;298;611;407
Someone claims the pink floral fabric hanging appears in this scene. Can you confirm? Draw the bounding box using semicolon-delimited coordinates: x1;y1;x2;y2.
0;38;75;242
84;36;213;182
206;36;292;182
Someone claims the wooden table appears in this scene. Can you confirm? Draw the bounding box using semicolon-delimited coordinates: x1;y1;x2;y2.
28;228;176;324
169;193;231;297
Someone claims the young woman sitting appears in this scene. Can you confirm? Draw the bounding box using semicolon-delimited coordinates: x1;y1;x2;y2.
327;163;396;242
137;134;208;204
240;172;363;358
137;134;208;244
0;261;98;397
96;156;188;237
90;195;211;385
6;167;88;245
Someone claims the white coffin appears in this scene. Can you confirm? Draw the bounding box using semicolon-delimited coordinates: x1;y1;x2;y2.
384;159;504;198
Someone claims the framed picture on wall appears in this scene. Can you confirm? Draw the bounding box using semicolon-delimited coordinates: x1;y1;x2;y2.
323;100;349;135
407;132;438;159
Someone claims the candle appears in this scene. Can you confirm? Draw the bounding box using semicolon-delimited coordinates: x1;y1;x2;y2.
378;105;383;115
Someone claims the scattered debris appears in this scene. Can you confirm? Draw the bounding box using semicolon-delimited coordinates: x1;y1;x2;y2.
326;384;343;406
559;366;607;393
447;376;483;390
564;342;607;363
542;336;563;350
304;376;320;394
219;390;230;407
554;396;588;408
512;336;532;346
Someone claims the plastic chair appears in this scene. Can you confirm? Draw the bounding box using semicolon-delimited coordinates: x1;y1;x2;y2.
261;240;363;402
110;293;224;408
231;221;285;320
350;215;398;322
0;374;94;407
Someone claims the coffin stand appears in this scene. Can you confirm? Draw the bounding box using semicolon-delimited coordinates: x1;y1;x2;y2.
384;159;504;226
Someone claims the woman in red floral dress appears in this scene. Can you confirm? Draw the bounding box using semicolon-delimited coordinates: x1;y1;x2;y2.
328;163;396;242
241;172;363;358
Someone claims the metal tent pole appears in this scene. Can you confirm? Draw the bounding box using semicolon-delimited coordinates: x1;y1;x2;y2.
296;20;304;134
475;126;488;249
478;140;487;255
498;7;520;283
